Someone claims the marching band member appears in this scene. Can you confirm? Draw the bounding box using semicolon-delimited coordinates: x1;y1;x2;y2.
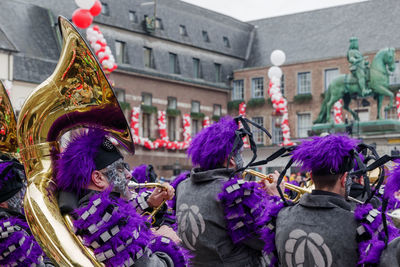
57;128;189;266
0;155;53;266
173;116;269;266
262;134;400;266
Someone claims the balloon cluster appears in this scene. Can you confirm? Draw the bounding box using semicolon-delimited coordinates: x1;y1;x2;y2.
130;107;193;150
203;116;210;128
86;26;118;72
396;91;400;120
72;0;102;29
267;50;294;146
333;99;344;124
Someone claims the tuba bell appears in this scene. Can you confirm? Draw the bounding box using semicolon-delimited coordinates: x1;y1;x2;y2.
17;16;134;266
0;80;18;158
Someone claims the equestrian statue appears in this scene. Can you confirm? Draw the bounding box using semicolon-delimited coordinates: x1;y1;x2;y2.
314;37;396;124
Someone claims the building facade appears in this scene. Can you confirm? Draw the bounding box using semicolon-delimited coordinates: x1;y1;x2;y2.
1;0;400;176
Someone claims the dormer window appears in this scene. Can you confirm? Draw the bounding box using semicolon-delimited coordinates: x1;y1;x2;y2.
202;30;210;42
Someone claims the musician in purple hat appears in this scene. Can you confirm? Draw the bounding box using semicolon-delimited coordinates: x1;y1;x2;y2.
56;128;189;267
173;116;270;266
0;156;52;266
262;134;400;266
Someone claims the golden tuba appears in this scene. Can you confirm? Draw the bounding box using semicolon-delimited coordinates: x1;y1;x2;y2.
0;80;18;158
17;16;134;266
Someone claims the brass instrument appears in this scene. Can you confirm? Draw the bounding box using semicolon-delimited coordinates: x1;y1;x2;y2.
128;181;168;224
0;81;18;158
243;169;364;204
243;169;311;202
17;16;133;267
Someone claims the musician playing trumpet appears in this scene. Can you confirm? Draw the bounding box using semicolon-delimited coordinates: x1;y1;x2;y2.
56;128;188;266
262;134;400;266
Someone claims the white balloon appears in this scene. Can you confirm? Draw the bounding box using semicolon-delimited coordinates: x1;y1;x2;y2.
98;52;105;58
105;47;111;53
107;62;114;69
74;0;95;10
268;66;282;79
100;38;107;44
94;43;101;52
270;50;286;66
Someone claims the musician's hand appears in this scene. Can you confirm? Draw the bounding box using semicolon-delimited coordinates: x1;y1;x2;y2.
147;183;175;208
262;170;283;197
153;225;181;244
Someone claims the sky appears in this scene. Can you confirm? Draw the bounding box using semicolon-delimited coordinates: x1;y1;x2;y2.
181;0;368;21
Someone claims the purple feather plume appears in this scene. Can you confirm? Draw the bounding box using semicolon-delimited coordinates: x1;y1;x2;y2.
56;128;107;195
354;203;400;265
149;236;192;267
131;164;147;183
188;116;238;170
292;134;359;172
0;217;44;267
384;160;400;207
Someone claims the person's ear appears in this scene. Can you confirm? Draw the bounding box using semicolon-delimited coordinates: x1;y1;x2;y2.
340;172;348;188
91;170;109;190
229;157;237;168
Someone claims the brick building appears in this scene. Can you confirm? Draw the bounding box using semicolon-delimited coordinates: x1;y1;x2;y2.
1;0;400;176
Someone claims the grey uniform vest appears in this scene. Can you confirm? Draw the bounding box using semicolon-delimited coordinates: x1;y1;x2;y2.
275;192;358;267
175;168;265;267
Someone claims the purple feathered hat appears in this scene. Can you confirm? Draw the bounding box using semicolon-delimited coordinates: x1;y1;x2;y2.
56;128;123;194
292;134;359;175
187;116;238;170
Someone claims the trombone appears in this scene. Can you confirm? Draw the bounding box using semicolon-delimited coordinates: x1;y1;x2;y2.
243;169;311;202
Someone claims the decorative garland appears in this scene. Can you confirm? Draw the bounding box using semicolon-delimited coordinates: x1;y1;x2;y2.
238;102;250;148
334;99;344;124
396;90;400;119
202;116;210;128
86;26;118;73
130;107;193;150
268;77;294;146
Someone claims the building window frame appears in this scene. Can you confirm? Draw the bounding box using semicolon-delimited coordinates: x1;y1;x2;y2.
193;58;201;79
179;25;188;36
115;40;126;64
232;79;244;100
168;116;177;141
281;75;285;96
169;52;180;74
143;46;155;69
167;97;177;110
297;113;311;138
223;36;230;48
114;88;126;102
390;61;400;85
297;71;311;94
142;92;152;106
251;116;264;145
251;77;264;98
213;104;222;117
214;63;222;83
271;117;283;145
324;68;340;91
202;30;210;42
155;18;163;29
129;11;138;23
101;2;109;16
191;100;200;113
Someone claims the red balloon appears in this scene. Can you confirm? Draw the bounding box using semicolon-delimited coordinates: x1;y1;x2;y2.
92;25;100;32
90;0;102;16
72;9;93;29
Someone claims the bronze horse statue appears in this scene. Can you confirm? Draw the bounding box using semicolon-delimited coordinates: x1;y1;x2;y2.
314;47;396;124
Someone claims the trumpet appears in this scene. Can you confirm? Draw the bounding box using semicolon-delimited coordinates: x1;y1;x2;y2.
243;169;311;202
127;181;169;224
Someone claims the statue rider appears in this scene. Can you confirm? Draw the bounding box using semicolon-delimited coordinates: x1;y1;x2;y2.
347;37;370;96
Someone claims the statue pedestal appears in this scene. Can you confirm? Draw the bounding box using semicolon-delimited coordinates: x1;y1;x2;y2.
312;120;400;136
